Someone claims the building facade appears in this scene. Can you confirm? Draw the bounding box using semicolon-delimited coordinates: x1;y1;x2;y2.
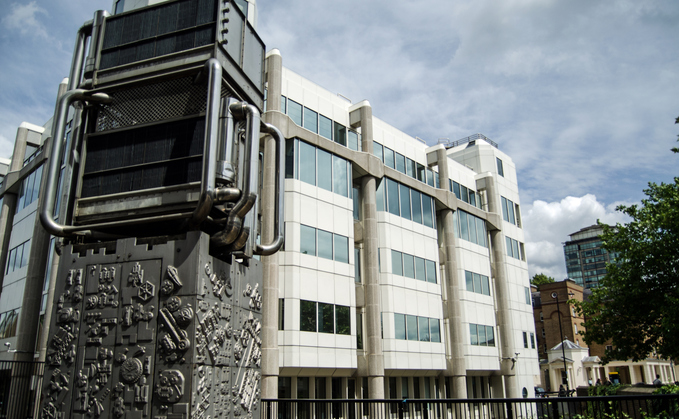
563;224;616;289
0;0;540;408
532;280;676;391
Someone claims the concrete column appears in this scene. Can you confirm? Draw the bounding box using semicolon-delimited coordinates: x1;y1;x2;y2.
441;209;467;398
265;49;283;113
260;49;283;399
484;175;518;399
361;175;384;399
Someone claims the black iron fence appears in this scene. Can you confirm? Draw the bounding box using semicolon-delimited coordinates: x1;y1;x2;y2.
263;394;679;419
0;360;45;419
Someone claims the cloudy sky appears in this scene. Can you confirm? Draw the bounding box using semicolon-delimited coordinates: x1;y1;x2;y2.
1;0;678;279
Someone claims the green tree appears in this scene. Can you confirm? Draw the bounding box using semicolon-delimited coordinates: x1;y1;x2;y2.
530;273;555;288
575;120;679;363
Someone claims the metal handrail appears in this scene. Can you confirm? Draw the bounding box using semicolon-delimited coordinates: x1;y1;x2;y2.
440;133;499;149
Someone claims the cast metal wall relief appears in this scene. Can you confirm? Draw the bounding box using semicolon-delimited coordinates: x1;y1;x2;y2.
42;237;262;419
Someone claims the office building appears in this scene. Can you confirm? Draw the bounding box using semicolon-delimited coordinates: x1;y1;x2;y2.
563;224;616;289
0;0;540;412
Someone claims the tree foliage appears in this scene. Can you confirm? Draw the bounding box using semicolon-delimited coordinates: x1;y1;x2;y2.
531;273;555;288
575;121;679;363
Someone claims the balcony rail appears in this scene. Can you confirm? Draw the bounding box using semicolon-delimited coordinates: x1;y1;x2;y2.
263;394;679;419
440;134;499;150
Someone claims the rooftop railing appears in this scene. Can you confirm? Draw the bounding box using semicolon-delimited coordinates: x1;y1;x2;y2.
440;134;499;150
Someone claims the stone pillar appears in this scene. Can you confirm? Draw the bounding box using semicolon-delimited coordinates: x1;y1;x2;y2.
355;102;384;399
441;209;467;398
260;49;283;400
484;176;518;399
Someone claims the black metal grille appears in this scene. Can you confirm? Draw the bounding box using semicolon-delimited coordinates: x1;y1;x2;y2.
100;0;217;70
95;76;212;132
0;360;45;419
82;117;205;197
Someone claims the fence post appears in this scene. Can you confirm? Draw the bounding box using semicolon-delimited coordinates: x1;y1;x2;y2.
399;399;405;419
505;401;513;419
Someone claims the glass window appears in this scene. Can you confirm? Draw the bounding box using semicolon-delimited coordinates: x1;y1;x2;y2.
395;153;406;174
348;130;359;151
469;191;476;207
391;250;403;276
406;315;418;341
418;317;430;342
411;189;422;223
470;324;478;345
426;169;434;187
280;96;287;114
487;327;495;346
523;331;528;348
353;186;360;220
459;211;469;241
478;323;487;345
430;319;440;343
513;239;520;261
354;248;361;283
300;225;316;255
333;155;348;197
468;213;478;244
333;122;347;146
425;260;436;283
387;178;400;216
299;141;316;186
414;257;426;281
384;147;395;169
406;158;415;177
334;234;349;263
318;229;333;260
278;299;284;330
335;305;350;335
394;313;406;340
376;179;385;211
422;195;433;228
300;300;316;331
481;275;490;296
461;185;469;203
288;100;302;126
416;163;425;182
497;157;504;177
373;142;383;162
473;273;482;294
476;217;487;247
303;107;318;133
399;183;411;220
318;302;334;333
317;149;332;191
298;377;310;399
319;115;332;139
357;312;363;349
285;139;295;179
452;181;461;199
465;271;474;291
403;254;415;279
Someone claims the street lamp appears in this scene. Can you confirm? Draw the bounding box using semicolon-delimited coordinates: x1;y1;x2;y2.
552;290;574;395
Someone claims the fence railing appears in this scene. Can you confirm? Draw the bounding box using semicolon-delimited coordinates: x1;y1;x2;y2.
0;360;45;419
263;394;679;419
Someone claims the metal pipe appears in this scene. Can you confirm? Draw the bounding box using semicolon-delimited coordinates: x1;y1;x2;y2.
67;20;93;91
39;89;110;237
214;186;241;203
211;102;261;246
186;58;223;229
255;122;285;256
84;10;109;78
217;97;238;183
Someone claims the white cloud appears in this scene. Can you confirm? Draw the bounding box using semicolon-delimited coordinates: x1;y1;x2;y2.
2;2;49;39
523;194;631;280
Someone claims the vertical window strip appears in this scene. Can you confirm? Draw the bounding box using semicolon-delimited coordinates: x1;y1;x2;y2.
455;210;487;247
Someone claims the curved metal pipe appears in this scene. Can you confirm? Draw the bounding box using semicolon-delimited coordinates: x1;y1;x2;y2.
255;122;285;256
212;102;261;246
185;58;223;229
40;89;111;237
67;20;92;91
214;186;241;203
